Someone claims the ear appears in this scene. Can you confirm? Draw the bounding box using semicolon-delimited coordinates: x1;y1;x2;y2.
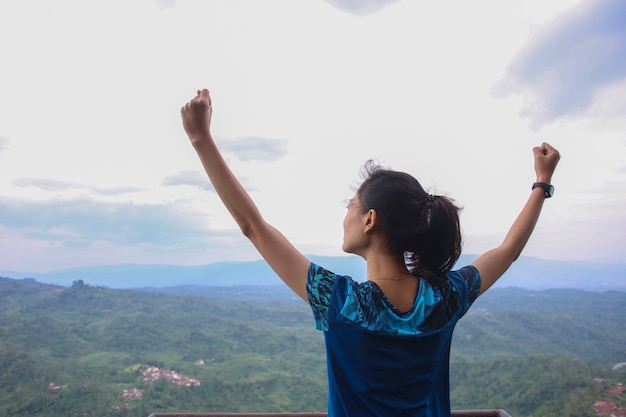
363;209;378;234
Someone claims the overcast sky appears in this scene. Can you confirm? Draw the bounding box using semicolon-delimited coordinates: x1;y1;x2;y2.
1;0;625;273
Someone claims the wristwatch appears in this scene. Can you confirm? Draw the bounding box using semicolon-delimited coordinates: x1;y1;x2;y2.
532;182;554;198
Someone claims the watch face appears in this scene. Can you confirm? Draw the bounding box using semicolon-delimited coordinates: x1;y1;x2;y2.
548;185;554;197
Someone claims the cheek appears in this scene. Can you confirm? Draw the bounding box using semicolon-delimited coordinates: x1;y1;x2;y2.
342;212;350;230
342;216;353;243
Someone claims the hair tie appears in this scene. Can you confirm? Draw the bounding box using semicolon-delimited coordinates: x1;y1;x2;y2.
426;194;435;226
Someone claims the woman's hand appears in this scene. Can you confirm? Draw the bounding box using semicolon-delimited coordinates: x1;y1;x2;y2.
181;89;212;146
533;142;560;184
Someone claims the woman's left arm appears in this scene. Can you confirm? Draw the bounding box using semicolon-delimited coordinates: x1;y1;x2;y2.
471;143;560;295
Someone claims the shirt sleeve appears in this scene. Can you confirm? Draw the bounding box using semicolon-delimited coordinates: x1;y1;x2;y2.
306;263;337;331
454;265;482;315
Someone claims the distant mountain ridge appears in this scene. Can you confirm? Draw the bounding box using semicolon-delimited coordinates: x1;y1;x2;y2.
2;254;625;291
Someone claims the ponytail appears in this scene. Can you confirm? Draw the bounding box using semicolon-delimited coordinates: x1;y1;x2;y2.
406;194;462;287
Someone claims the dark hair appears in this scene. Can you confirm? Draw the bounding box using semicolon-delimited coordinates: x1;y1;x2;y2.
357;161;462;287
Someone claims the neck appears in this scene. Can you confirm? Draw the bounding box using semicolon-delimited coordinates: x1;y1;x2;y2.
364;252;410;282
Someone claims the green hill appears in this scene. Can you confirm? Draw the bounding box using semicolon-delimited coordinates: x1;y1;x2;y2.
1;277;624;416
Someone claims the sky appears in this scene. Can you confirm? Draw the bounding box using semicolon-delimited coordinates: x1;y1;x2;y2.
1;0;625;273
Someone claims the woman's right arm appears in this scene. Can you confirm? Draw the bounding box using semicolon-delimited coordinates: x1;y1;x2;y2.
181;89;310;302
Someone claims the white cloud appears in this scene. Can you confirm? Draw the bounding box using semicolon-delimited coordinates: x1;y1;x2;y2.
493;0;626;129
154;0;176;9
217;136;289;162
161;171;215;191
323;0;402;16
0;197;212;246
13;178;84;192
12;178;144;196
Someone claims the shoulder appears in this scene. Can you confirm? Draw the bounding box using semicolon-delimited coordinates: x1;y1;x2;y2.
307;263;361;330
446;265;481;310
448;265;481;288
307;263;361;302
308;263;341;295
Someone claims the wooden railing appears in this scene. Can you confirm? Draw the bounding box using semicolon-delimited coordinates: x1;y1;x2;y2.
148;410;513;417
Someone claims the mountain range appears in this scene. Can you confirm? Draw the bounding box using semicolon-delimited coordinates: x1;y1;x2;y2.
2;254;625;291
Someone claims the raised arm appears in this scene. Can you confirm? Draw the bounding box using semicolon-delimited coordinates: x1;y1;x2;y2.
471;143;560;295
180;89;310;301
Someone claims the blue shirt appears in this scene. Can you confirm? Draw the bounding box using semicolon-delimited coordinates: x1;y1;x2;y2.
307;263;481;417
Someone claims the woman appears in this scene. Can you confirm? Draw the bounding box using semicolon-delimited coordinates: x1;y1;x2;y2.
180;89;560;417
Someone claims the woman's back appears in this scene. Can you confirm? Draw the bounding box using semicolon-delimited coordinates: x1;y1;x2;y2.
307;263;481;417
371;277;419;313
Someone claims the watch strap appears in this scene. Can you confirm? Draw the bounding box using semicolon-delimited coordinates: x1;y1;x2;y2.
532;182;553;198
